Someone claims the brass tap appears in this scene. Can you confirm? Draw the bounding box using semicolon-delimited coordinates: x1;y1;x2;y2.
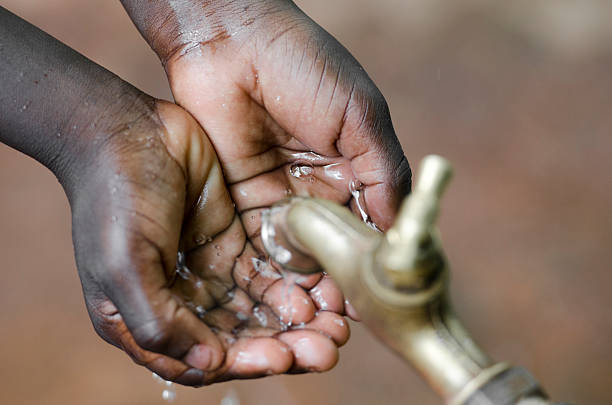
262;155;563;405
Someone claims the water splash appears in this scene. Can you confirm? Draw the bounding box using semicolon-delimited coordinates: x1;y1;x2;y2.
349;180;381;232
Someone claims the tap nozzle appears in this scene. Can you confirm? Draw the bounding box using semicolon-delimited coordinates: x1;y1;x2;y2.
379;155;453;289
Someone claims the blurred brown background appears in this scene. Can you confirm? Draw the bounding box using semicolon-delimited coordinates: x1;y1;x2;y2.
1;0;611;404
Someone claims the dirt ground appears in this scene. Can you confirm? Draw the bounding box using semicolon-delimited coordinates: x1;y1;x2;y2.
1;1;611;404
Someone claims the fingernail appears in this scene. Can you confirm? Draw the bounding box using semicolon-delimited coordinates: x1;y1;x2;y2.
184;344;212;370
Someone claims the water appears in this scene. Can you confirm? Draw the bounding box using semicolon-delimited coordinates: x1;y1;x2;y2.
259;209;293;264
322;163;344;180
220;388;241;405
286;151;328;164
310;286;329;310
251;257;282;281
252;306;268;327
278;279;296;331
152;373;176;403
289;163;314;180
349;180;381;232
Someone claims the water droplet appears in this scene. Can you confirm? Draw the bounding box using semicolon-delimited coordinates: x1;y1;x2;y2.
195;305;206;319
162;389;176;402
349;180;381;232
55;132;62;138
334;319;345;327
235;311;248;321
175;252;194;281
111;216;118;223
289;163;314;180
275;95;281;102
152;373;177;402
221;388;241;405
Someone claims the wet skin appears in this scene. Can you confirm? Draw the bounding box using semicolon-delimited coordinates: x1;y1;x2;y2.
119;0;413;383
1;1;412;387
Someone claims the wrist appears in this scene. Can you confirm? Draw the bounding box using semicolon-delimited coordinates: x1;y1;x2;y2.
121;0;297;63
57;85;158;200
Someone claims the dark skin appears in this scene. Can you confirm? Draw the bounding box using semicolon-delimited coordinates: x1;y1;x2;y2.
1;1;411;387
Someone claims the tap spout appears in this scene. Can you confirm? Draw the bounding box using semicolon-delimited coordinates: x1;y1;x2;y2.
261;155;552;405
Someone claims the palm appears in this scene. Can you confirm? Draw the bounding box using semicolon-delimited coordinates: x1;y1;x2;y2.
166;10;410;231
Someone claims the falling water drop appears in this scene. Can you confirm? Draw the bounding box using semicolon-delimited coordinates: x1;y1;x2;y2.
153;373;177;403
349;180;381;232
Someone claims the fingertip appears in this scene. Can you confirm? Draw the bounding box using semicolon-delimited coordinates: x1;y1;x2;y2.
309;276;344;313
299;311;350;347
344;299;361;321
174;368;205;386
279;330;339;372
264;280;315;325
184;344;214;370
226;338;293;377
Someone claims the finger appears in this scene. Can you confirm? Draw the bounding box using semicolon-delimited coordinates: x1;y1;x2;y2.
85;297;206;386
344;298;361;321
249;304;282;330
185;215;245;285
233;244;282;300
263;277;315;326
170;264;216;315
293;311;350;347
204;337;294;383
278;330;339;372
180;162;236;252
201;308;243;333
309;274;345;313
104;266;224;371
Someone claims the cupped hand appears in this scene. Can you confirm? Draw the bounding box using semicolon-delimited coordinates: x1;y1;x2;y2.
161;1;411;232
72;99;352;386
158;0;411;232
